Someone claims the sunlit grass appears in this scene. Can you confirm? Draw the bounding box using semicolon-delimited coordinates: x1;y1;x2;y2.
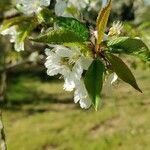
2;69;150;150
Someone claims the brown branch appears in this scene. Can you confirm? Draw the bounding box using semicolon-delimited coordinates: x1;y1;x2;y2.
3;9;19;19
0;58;32;73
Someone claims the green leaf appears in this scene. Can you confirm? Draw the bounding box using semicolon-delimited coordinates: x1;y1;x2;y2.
106;53;142;93
0;16;33;32
66;5;79;17
84;59;105;110
138;22;150;30
56;17;90;41
31;29;86;44
107;37;150;61
96;0;111;44
37;8;56;25
63;42;92;57
17;20;37;45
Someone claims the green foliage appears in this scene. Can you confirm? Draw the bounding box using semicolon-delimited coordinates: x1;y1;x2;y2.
84;59;105;110
17;20;37;45
56;17;90;41
37;8;56;25
63;42;92;56
123;23;140;38
0;16;33;32
0;0;11;11
107;37;150;61
66;5;79;17
4;70;150;150
31;29;87;44
96;0;111;44
138;22;150;49
37;9;90;41
0;0;149;111
138;22;150;31
106;53;142;93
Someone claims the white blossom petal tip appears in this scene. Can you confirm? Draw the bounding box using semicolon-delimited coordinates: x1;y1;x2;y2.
74;81;91;109
102;73;118;96
108;21;123;36
1;26;24;52
17;0;51;15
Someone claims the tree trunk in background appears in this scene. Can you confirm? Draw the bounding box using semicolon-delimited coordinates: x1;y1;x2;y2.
0;111;7;150
0;71;7;102
0;10;7;150
0;38;7;103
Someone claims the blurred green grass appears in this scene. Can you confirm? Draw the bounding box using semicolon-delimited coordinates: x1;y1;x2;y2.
2;68;150;150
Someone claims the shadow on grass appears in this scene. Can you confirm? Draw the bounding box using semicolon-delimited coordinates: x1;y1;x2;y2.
1;73;74;112
1;95;75;116
1;93;73;110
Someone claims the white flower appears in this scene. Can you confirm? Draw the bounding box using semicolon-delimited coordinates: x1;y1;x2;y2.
90;29;108;44
102;73;118;96
68;0;89;10
0;26;24;52
45;45;93;92
74;80;91;109
108;21;123;36
45;45;93;108
55;0;89;17
102;0;108;8
17;0;51;15
110;73;118;85
63;61;83;91
54;0;69;17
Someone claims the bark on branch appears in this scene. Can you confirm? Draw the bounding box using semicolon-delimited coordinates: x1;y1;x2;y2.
0;111;7;150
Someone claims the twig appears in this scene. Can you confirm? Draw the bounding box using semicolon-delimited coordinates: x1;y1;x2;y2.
3;9;19;19
0;59;29;73
0;55;41;73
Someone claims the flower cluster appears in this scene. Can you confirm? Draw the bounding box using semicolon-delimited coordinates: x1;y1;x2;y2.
1;0;145;110
45;45;93;108
0;0;120;109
